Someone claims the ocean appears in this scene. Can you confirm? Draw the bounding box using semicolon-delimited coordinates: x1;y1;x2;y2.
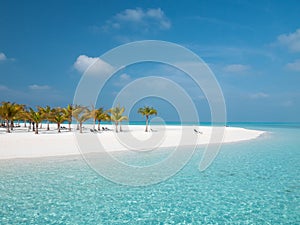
0;123;299;224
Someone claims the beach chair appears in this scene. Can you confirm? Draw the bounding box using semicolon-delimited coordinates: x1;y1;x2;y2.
194;129;203;134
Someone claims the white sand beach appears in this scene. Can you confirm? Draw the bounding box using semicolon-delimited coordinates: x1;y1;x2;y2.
0;124;265;160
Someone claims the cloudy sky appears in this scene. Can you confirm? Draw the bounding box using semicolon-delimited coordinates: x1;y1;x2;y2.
0;0;300;122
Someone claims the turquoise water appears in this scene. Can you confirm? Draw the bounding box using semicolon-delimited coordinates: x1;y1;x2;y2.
0;124;299;224
63;120;300;129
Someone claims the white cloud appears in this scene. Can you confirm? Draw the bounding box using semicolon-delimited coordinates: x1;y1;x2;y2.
73;55;114;76
103;8;171;33
0;52;7;61
115;8;144;23
120;73;130;80
223;64;250;73
113;73;131;87
0;52;15;62
286;59;300;71
249;92;269;99
277;28;300;52
28;84;51;90
74;55;98;73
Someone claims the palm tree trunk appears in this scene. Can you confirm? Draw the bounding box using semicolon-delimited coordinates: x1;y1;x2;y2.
10;121;14;130
115;122;118;133
40;123;42;129
6;119;10;133
47;122;50;131
58;123;61;133
79;122;83;133
32;122;35;131
98;120;101;131
24;120;27;128
76;123;79;130
93;119;96;130
35;123;39;134
68;121;71;131
120;123;123;132
145;115;149;132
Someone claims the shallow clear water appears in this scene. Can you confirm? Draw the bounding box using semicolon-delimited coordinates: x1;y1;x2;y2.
0;125;299;224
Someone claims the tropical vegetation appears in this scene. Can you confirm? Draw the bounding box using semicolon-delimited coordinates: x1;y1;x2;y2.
138;106;158;132
92;107;110;131
72;106;91;133
109;105;128;133
0;102;23;133
0;101;157;134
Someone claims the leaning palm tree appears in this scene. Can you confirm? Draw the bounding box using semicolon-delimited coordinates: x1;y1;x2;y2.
14;104;27;127
95;108;110;131
109;105;128;133
90;106;111;131
138;106;158;132
72;105;83;130
89;105;99;130
15;107;32;131
20;108;32;130
50;107;67;133
73;106;91;133
62;104;73;131
10;103;24;130
0;102;22;133
28;108;44;134
38;105;52;130
37;107;44;129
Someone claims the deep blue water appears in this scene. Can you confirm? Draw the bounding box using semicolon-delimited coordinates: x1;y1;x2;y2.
0;123;299;224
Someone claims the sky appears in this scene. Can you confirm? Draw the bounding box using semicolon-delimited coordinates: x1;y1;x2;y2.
0;0;300;122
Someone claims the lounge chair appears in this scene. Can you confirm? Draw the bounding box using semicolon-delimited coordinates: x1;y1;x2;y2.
194;129;203;134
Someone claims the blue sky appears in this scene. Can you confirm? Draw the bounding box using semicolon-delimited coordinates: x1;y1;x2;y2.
0;0;300;122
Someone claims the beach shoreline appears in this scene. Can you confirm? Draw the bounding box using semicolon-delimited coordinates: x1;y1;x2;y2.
0;124;265;160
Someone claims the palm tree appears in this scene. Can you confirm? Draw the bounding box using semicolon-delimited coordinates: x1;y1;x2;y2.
109;105;128;133
0;102;22;133
138;106;158;132
10;103;24;130
21;108;32;130
90;105;98;130
37;107;44;129
72;105;83;130
90;106;111;131
62;104;73;131
38;105;52;130
73;106;91;133
28;108;44;134
14;104;27;127
95;108;110;131
51;107;66;133
10;104;25;128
